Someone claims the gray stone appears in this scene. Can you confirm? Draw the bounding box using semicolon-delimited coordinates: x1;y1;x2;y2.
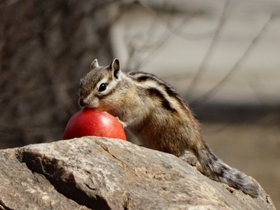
0;137;276;210
0;148;89;210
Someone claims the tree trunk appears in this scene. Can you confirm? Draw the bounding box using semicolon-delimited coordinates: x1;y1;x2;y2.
0;0;114;147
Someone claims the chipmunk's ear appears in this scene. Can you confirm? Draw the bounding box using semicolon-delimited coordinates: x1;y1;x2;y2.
90;59;99;70
109;58;121;79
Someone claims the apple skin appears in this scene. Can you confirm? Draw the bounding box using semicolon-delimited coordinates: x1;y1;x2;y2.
63;108;126;140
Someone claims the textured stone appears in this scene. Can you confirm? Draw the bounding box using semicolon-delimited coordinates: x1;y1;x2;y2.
0;149;89;210
0;137;276;210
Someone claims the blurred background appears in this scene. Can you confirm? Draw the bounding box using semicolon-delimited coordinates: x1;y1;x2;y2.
0;0;279;207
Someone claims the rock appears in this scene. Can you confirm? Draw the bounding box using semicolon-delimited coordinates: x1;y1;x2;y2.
0;148;89;210
0;137;276;210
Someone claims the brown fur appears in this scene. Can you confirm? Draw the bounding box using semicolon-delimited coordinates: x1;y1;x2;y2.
79;59;260;198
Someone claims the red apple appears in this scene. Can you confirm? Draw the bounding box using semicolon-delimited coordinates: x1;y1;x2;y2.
63;108;126;140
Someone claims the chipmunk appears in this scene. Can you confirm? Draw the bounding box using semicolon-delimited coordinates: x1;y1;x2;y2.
79;58;260;198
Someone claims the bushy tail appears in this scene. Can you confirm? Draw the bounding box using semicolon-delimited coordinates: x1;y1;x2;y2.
195;146;260;198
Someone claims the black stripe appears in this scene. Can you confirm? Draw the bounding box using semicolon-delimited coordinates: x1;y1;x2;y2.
147;88;177;113
164;85;190;110
128;71;139;76
129;71;190;112
130;73;177;98
129;72;155;83
136;75;150;82
164;85;178;98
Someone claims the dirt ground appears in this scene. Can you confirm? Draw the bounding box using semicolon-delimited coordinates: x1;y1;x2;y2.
201;122;280;209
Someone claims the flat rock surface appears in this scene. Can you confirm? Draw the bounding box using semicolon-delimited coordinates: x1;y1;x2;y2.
0;137;276;210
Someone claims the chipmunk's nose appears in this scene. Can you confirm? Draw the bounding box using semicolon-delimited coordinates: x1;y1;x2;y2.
79;99;88;107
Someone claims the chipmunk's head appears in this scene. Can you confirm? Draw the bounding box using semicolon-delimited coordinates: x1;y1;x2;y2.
79;58;122;110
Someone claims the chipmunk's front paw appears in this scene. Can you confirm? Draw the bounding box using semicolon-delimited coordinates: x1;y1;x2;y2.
116;117;126;128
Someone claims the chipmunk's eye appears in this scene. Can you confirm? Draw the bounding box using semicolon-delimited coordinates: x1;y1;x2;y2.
98;83;107;92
